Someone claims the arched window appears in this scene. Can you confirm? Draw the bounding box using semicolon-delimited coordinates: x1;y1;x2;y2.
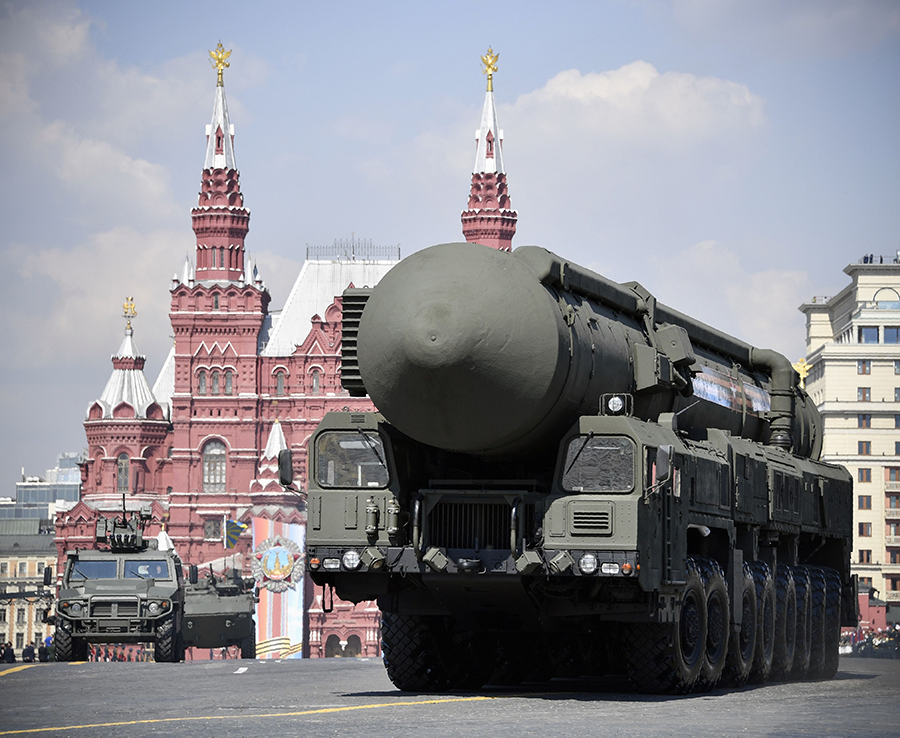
276;372;285;397
212;371;220;395
213;294;219;310
198;371;207;395
116;454;130;493
202;440;226;494
311;369;320;395
225;371;233;395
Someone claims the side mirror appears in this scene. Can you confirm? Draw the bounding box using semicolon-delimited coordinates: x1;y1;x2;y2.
656;445;674;485
43;567;53;586
188;565;199;585
278;449;294;487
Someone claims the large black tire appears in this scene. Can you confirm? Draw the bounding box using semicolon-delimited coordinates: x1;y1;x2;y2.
806;567;827;678
382;613;450;692
154;616;181;663
723;562;757;687
790;567;812;679
240;623;256;659
440;627;494;690
625;557;706;694
770;564;797;681
820;566;842;679
54;620;88;662
697;558;729;691
748;561;775;683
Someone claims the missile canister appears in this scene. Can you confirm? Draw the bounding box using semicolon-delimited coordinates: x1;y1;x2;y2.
354;242;821;459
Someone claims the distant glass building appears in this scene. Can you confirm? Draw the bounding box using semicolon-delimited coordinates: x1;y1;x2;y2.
2;453;82;519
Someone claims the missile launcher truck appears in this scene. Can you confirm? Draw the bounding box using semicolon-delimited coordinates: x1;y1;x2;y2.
52;506;185;662
280;242;856;693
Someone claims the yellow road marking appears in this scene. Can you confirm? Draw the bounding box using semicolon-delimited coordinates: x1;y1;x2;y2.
0;696;493;735
0;664;37;677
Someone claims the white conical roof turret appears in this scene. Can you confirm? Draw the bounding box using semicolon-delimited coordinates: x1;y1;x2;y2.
204;44;237;171
89;319;160;420
263;420;288;460
472;47;505;175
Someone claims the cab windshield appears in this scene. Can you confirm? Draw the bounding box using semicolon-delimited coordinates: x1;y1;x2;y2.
561;435;635;493
124;560;170;579
68;560;118;580
316;430;389;489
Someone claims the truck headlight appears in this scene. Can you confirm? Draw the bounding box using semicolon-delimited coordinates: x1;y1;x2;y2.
148;602;160;615
578;553;598;575
342;550;361;570
69;602;83;615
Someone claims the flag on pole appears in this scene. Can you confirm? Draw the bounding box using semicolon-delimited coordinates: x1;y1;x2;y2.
224;519;249;548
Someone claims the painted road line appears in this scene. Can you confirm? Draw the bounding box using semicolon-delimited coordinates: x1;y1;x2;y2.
0;696;494;735
234;666;248;674
0;664;37;677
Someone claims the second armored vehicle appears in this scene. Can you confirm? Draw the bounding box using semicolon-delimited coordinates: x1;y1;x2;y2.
182;567;257;658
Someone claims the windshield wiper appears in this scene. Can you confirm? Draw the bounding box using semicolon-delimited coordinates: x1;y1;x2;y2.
356;428;387;470
69;565;90;580
565;431;595;476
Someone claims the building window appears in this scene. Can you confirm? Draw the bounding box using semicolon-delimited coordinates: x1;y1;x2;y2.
198;371;207;395
0;563;6;576
312;369;320;395
34;609;42;624
276;372;285;397
859;577;873;590
896;441;900;456
858;522;872;537
858;414;871;428
203;519;222;540
858;441;871;455
0;609;5;623
896;388;900;402
859;468;872;483
885;327;900;344
116;454;130;493
202;440;226;494
890;468;900;483
858;387;871;402
16;609;24;625
211;371;220;395
891;550;900;564
895;360;900;375
17;562;26;577
225;371;233;396
891;522;900;537
858;360;871;375
889;495;900;509
36;563;44;574
858;550;872;564
15;633;23;649
858;495;872;509
858;326;879;343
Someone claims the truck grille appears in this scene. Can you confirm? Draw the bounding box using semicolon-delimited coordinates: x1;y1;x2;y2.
91;600;139;618
571;510;612;534
428;500;510;550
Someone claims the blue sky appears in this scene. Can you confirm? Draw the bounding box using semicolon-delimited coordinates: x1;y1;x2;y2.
0;0;898;489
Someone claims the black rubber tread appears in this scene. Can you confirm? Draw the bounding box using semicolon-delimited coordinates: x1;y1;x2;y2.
381;612;449;692
789;566;812;679
696;557;729;691
770;564;797;681
440;628;494;690
820;566;842;679
154;615;180;663
54;619;87;662
241;623;256;659
748;561;775;684
723;561;757;687
624;557;706;694
805;567;827;679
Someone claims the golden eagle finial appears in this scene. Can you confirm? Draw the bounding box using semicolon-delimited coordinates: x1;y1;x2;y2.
792;357;810;389
209;42;232;87
481;47;499;92
123;296;137;330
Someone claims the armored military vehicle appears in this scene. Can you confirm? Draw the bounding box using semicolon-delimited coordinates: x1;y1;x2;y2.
282;242;856;693
182;567;257;658
53;505;185;662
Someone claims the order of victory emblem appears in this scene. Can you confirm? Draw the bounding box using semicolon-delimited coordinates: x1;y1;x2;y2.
250;536;304;593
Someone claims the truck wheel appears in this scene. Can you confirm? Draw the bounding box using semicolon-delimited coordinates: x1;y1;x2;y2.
625;557;706;694
54;620;87;662
154;616;181;663
381;612;449;692
697;558;729;691
819;566;842;679
723;562;757;687
770;564;797;681
789;567;812;679
748;561;775;683
438;626;493;691
241;623;257;659
805;567;827;678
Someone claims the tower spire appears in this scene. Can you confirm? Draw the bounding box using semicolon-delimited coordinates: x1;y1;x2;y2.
461;48;517;252
192;44;250;283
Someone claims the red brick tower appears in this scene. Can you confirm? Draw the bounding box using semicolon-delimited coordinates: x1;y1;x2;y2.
461;47;517;252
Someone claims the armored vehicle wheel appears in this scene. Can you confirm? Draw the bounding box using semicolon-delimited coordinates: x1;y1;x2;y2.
723;562;757;687
697;558;729;691
625;557;706;694
381;612;449;692
154;615;182;663
54;620;88;662
241;623;256;659
770;564;797;681
789;567;812;679
748;561;775;683
820;567;842;679
440;626;494;691
805;567;827;678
